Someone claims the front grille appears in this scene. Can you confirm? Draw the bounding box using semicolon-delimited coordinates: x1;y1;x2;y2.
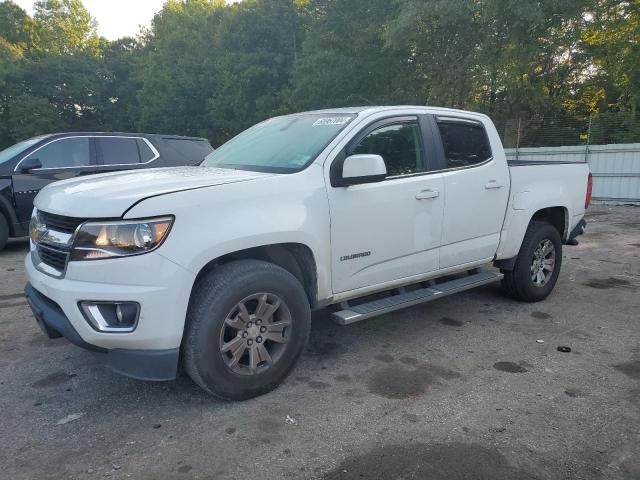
33;210;86;275
36;244;69;272
38;211;85;235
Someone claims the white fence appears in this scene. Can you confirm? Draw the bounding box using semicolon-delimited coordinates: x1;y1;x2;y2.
505;143;640;203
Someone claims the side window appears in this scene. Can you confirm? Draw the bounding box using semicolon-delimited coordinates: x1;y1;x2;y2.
164;138;213;163
96;137;141;165
137;139;157;163
351;121;425;177
26;137;91;168
436;120;493;169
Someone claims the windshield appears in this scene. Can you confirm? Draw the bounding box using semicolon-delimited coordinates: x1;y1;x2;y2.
0;136;47;166
202;114;355;173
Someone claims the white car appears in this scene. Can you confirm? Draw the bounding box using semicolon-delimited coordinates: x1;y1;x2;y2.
24;106;591;399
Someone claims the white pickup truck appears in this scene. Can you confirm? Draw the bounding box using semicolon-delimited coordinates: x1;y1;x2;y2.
24;106;591;399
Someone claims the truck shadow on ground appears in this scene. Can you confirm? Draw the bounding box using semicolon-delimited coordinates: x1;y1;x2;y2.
23;282;514;431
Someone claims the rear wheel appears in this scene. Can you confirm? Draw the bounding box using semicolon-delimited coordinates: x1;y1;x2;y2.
183;260;311;400
0;214;9;251
501;221;562;302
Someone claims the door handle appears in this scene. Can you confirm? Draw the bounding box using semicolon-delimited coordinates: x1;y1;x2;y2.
485;180;504;189
415;189;440;200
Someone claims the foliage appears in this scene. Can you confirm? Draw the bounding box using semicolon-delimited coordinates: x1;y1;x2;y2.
0;0;638;149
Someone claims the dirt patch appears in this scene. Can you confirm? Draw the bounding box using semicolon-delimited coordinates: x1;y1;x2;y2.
399;356;419;366
27;336;66;348
615;222;640;229
565;388;586;398
322;443;538;479
31;371;72;388
402;413;420;423
256;418;282;434
0;293;25;301
305;341;344;356
0;302;27;310
583;277;630;290
440;316;464;327
373;354;394;363
308;381;331;390
493;362;528;374
366;364;459;399
613;358;640;380
531;311;551;320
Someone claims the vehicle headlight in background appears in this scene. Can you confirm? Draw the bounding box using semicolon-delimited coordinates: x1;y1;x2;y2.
70;217;174;261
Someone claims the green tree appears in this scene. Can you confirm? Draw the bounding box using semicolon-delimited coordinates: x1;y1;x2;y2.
577;0;640;114
207;0;303;143
5;94;66;139
136;0;225;138
32;0;99;54
292;0;419;111
0;0;33;48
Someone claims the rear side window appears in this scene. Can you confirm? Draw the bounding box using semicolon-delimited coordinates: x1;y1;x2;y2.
164;138;213;162
25;137;91;168
436;120;492;169
137;139;157;162
96;137;141;165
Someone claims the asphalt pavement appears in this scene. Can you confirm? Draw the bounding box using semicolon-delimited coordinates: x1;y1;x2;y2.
1;206;639;479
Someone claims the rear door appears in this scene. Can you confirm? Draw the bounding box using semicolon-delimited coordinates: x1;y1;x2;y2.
12;136;97;222
433;116;510;269
94;136;160;173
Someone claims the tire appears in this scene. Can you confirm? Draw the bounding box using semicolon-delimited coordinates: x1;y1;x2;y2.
501;221;562;302
183;259;311;400
0;214;9;252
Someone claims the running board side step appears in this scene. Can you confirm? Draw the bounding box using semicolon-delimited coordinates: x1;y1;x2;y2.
331;271;504;325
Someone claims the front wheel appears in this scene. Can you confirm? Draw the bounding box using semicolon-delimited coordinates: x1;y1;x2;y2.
183;260;311;400
501;221;562;302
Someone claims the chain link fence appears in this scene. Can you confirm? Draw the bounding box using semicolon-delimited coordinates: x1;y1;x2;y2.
497;112;640;203
499;112;640;150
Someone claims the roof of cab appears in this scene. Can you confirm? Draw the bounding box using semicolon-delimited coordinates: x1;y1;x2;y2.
298;105;488;119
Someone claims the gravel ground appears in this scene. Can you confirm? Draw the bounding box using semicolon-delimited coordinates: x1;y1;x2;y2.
0;205;639;480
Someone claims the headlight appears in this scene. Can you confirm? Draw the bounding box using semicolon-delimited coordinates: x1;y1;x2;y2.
70;217;174;261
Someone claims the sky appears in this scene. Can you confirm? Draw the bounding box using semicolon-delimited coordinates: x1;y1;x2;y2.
12;0;240;40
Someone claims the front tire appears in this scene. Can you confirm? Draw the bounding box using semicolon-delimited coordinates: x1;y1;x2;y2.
183;260;311;400
501;221;562;302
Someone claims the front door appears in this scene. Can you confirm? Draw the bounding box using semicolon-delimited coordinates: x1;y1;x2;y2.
12;137;98;222
327;116;444;294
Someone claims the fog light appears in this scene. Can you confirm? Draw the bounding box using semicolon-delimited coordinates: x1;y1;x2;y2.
79;301;140;333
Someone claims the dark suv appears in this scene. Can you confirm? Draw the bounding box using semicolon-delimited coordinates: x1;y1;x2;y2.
0;132;213;250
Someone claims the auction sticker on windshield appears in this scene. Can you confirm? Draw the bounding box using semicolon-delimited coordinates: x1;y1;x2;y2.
312;117;351;126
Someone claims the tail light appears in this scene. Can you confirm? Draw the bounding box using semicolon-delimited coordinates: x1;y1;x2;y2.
585;172;593;209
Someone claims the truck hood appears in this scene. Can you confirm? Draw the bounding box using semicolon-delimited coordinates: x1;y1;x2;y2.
34;166;275;218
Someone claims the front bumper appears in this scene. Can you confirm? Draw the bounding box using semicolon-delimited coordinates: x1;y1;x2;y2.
25;284;180;380
24;250;196;381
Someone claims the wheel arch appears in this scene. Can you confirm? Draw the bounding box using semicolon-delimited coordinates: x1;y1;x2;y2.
190;243;319;309
495;205;569;270
530;206;569;242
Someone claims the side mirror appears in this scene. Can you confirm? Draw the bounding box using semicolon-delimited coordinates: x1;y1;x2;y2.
337;154;387;186
20;157;43;173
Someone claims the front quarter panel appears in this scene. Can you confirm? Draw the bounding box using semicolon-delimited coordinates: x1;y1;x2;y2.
123;165;332;301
